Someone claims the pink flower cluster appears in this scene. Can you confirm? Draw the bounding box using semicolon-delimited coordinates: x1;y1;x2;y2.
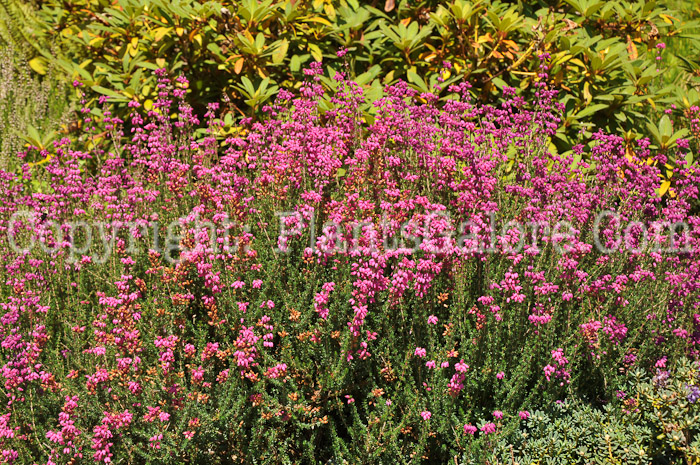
544;348;571;385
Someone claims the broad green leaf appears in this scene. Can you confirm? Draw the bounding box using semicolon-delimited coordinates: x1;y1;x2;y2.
659;115;673;138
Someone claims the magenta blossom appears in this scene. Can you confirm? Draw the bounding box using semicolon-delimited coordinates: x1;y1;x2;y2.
480;423;496;434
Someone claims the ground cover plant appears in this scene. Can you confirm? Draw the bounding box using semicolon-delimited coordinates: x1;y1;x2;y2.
0;52;699;463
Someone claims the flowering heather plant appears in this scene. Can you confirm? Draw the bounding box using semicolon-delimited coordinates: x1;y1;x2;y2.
0;61;699;463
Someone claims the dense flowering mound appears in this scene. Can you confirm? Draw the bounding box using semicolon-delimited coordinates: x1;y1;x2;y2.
0;63;699;463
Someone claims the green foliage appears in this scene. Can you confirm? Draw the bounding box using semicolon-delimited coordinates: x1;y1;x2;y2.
0;0;45;58
485;358;700;465
23;0;700;152
0;47;73;171
489;401;655;464
662;0;700;88
628;358;700;462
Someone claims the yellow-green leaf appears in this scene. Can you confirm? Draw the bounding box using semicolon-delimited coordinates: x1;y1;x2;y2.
154;27;172;42
324;3;336;20
309;44;323;62
273;39;289;64
29;57;47;75
583;82;592;104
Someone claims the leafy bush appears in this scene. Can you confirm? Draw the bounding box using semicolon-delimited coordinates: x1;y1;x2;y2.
22;0;700;153
488;401;655;465
486;358;700;464
0;64;699;463
628;357;700;462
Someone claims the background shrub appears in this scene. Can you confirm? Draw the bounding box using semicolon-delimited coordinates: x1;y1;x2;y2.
2;0;697;154
0;47;73;171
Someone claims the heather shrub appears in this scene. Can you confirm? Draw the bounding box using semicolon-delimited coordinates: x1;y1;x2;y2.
0;63;699;463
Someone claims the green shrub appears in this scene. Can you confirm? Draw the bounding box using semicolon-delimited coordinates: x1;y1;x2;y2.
486;358;700;465
488;401;654;465
628;357;700;463
0;0;44;58
20;0;700;154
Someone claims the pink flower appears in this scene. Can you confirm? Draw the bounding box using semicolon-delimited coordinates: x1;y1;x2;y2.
420;411;431;421
496;371;505;380
184;344;196;357
493;410;504;420
454;359;469;372
414;347;427;358
264;363;287;379
544;364;555;380
127;381;141;395
425;360;436;369
519;411;530;420
480;422;496;434
464;424;477;435
192;365;205;382
673;327;689;338
427;315;438;325
149;433;163;449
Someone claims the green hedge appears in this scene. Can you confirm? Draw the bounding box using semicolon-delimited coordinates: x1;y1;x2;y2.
3;0;698;153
